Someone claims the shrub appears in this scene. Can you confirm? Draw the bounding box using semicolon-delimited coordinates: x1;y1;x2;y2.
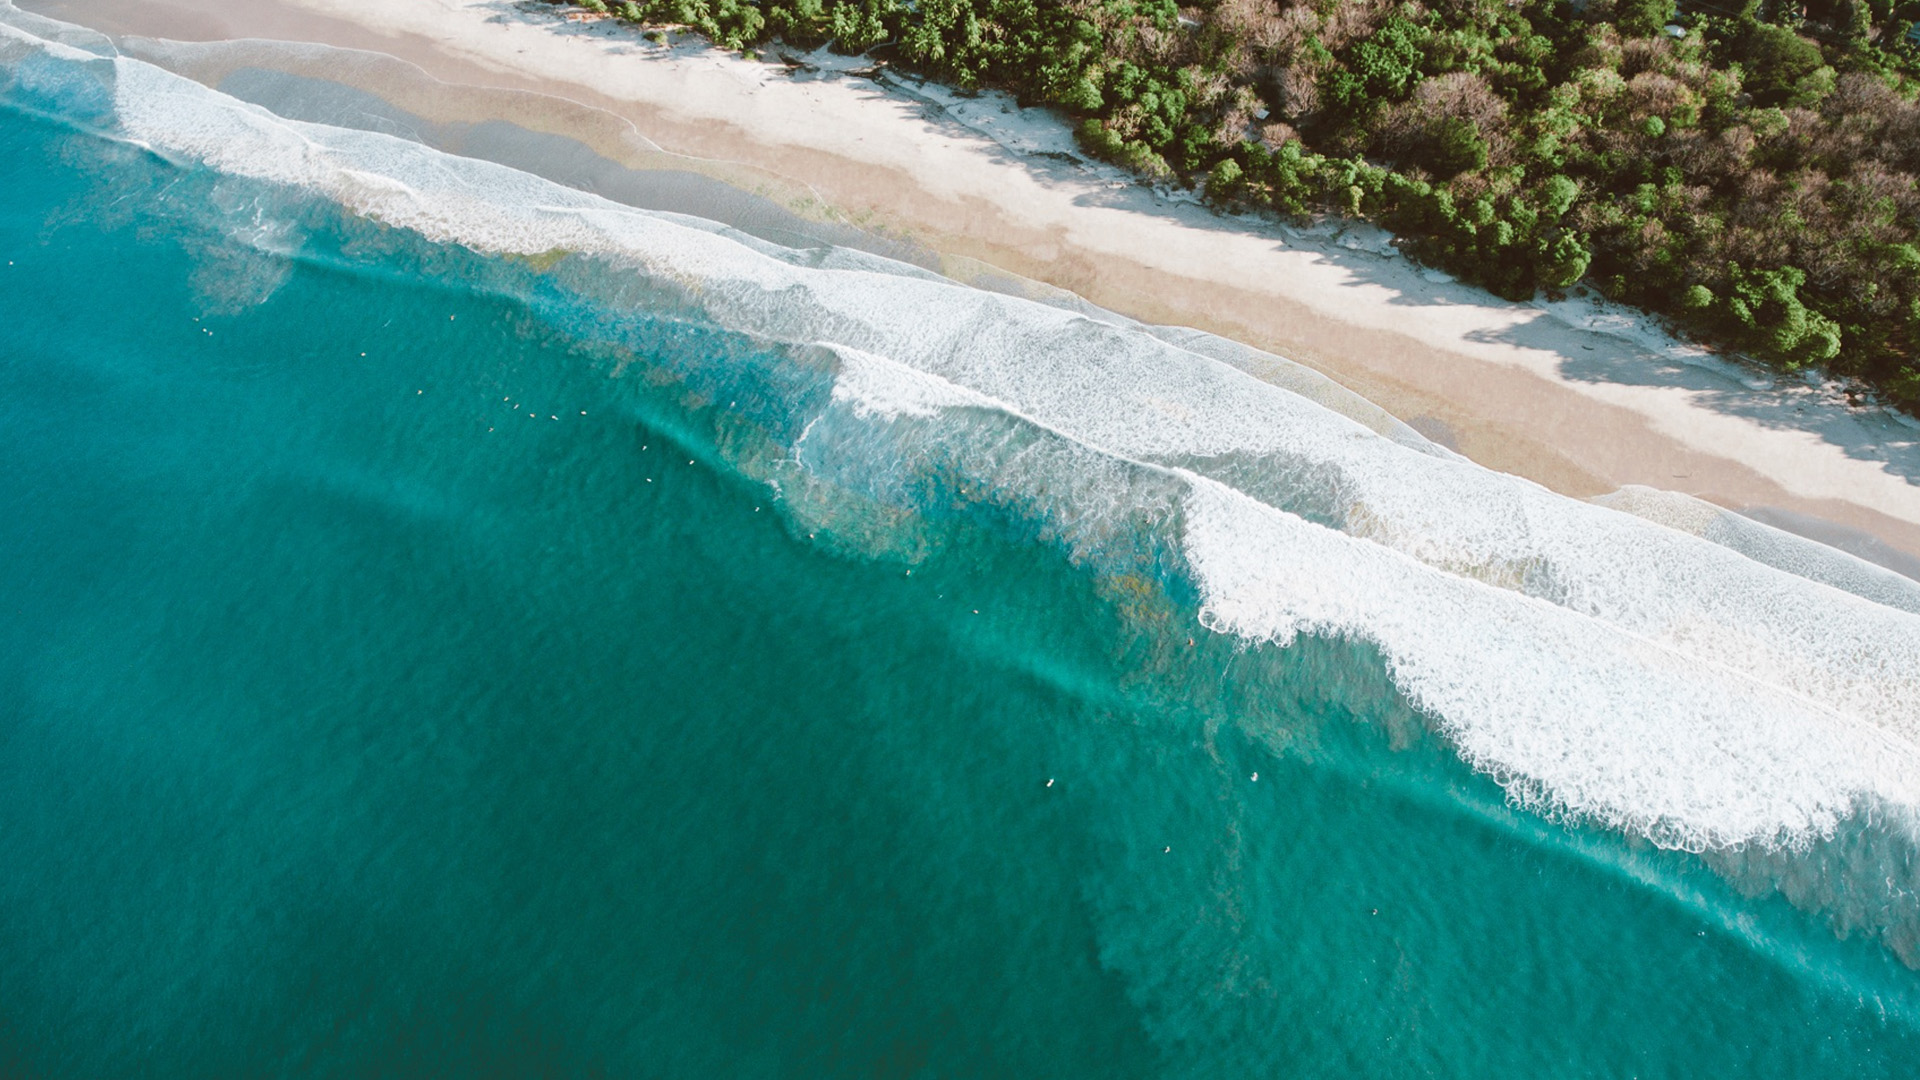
1206;157;1246;202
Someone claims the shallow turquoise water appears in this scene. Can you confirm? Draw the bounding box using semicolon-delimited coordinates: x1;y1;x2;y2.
2;63;1920;1078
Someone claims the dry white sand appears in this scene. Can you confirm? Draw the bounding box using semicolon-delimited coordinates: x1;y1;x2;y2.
24;0;1920;566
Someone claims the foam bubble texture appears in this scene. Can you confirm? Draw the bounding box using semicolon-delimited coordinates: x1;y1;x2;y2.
1594;485;1920;615
6;12;1917;851
1181;475;1918;848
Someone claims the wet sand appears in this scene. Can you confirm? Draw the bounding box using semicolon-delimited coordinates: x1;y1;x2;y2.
22;0;1920;568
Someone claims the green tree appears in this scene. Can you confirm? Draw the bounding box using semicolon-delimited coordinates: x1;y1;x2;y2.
1723;264;1844;367
1323;15;1430;112
1738;24;1826;106
1615;0;1677;37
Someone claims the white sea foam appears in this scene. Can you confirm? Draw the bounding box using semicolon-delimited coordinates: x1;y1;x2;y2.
1594;485;1920;615
1181;475;1917;847
6;7;1919;852
828;344;1001;420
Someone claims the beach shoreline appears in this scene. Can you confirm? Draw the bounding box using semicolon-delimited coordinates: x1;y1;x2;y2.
22;0;1920;568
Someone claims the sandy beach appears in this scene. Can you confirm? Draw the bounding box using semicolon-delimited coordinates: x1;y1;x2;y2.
22;0;1920;569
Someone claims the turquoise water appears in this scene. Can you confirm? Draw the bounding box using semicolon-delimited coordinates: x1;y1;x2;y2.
5;17;1920;1078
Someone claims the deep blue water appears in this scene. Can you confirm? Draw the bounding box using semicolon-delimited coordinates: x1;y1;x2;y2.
3;50;1920;1079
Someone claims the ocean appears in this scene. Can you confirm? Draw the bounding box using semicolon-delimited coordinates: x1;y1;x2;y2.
4;6;1920;1075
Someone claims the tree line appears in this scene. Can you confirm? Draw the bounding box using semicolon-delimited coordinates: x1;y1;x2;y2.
557;0;1920;412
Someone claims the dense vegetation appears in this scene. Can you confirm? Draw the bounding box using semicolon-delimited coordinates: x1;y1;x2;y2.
558;0;1920;410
